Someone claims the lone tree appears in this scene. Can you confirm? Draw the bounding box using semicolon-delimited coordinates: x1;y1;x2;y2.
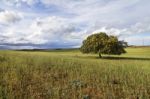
80;32;127;58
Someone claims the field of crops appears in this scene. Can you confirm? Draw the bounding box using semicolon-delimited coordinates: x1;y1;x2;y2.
0;47;150;99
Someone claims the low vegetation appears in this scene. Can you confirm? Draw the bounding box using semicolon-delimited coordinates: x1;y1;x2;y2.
0;47;150;99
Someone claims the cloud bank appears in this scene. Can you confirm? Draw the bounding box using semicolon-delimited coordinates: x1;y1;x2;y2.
0;0;150;49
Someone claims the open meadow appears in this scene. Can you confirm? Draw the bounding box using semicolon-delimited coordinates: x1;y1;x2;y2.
0;47;150;99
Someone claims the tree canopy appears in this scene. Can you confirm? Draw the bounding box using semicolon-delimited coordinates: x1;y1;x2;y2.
80;32;127;58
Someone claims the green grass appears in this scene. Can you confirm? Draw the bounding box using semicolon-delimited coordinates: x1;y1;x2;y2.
0;47;150;99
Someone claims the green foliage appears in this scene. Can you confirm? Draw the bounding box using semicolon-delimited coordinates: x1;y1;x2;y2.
80;32;126;56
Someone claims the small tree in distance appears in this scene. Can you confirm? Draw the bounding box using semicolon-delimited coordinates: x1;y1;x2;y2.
80;32;127;58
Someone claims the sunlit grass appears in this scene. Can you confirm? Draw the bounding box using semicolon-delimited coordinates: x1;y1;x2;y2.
0;47;150;99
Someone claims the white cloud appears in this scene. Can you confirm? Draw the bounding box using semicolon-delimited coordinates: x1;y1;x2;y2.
0;16;82;47
22;0;38;5
0;10;22;24
1;0;38;6
27;16;77;44
0;0;150;48
92;20;150;37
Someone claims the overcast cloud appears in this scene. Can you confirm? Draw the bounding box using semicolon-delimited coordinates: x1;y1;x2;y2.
0;0;150;49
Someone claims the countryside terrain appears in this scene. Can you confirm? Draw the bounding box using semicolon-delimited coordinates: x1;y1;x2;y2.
0;47;150;99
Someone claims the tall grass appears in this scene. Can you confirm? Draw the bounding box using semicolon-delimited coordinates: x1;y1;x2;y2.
0;47;150;99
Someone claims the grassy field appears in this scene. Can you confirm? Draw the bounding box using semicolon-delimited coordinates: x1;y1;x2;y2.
0;47;150;99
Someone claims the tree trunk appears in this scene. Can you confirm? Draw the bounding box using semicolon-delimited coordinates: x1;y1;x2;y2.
99;52;102;58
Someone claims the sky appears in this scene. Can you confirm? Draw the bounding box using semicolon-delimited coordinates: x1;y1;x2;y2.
0;0;150;49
